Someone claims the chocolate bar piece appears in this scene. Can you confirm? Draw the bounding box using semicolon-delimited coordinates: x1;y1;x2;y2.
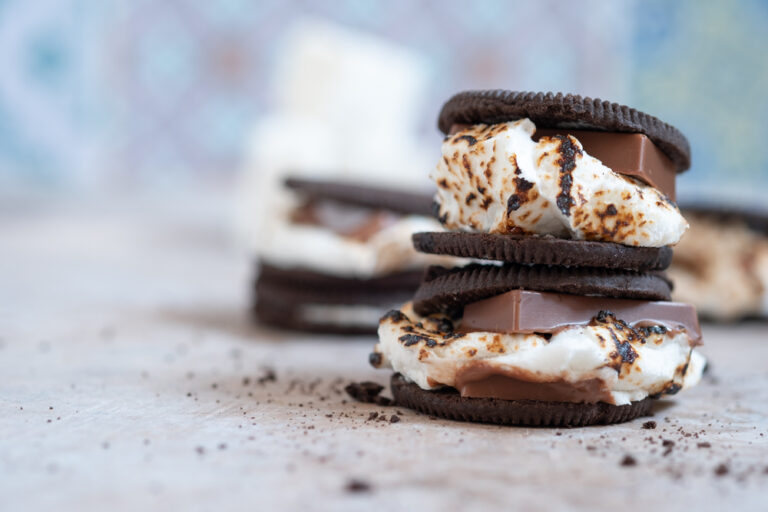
461;289;701;342
534;129;676;200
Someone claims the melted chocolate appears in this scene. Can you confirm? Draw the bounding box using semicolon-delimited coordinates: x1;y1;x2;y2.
461;289;701;343
455;363;613;403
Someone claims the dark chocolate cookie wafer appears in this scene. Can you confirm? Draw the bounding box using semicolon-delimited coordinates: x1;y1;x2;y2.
254;297;376;336
254;262;421;335
413;232;673;271
414;263;671;317
391;374;652;427
285;177;434;217
258;261;425;294
256;279;414;307
681;204;768;235
437;90;690;172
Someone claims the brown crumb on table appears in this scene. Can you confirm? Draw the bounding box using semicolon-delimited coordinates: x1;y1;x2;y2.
697;442;711;448
258;368;277;385
642;421;657;430
714;463;729;476
390;415;401;423
345;479;372;493
620;455;637;467
345;381;392;405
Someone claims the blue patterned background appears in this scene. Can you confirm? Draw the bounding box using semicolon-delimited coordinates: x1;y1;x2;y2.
1;0;766;201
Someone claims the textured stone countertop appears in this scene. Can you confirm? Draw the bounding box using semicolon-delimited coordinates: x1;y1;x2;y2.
2;197;767;512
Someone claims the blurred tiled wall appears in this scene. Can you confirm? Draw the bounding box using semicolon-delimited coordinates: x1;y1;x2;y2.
0;0;766;200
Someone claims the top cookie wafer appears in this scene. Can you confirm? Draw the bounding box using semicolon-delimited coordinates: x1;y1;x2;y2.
438;90;691;172
285;177;434;217
680;203;768;235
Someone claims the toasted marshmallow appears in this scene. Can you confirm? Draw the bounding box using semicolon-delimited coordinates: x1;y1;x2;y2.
373;302;705;406
433;120;688;247
260;213;454;277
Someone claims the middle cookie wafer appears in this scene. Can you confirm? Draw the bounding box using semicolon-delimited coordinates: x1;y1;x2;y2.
413;232;673;271
413;263;672;317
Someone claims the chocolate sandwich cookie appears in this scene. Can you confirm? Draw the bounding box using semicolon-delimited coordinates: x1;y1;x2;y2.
412;263;673;317
412;232;673;271
255;263;421;335
258;262;425;300
255;292;401;336
253;178;445;335
285;177;435;217
391;374;653;427
370;90;706;427
438;90;690;175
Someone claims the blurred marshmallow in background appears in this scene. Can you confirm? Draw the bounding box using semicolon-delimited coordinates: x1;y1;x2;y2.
236;19;434;253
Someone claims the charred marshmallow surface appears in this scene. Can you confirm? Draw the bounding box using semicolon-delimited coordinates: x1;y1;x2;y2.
433;119;688;247
373;303;705;405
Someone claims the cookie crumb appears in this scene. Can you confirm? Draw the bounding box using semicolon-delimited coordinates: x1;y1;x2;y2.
345;479;372;493
642;421;657;430
390;415;401;423
258;368;277;385
714;463;729;476
697;442;711;449
345;381;391;405
620;455;637;467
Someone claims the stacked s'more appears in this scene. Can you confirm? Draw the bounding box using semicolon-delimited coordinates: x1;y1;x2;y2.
370;91;707;426
253;177;455;335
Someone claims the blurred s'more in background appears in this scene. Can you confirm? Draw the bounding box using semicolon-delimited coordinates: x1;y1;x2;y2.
236;21;455;334
669;206;768;321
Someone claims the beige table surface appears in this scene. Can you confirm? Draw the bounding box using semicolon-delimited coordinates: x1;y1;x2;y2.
2;197;768;512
